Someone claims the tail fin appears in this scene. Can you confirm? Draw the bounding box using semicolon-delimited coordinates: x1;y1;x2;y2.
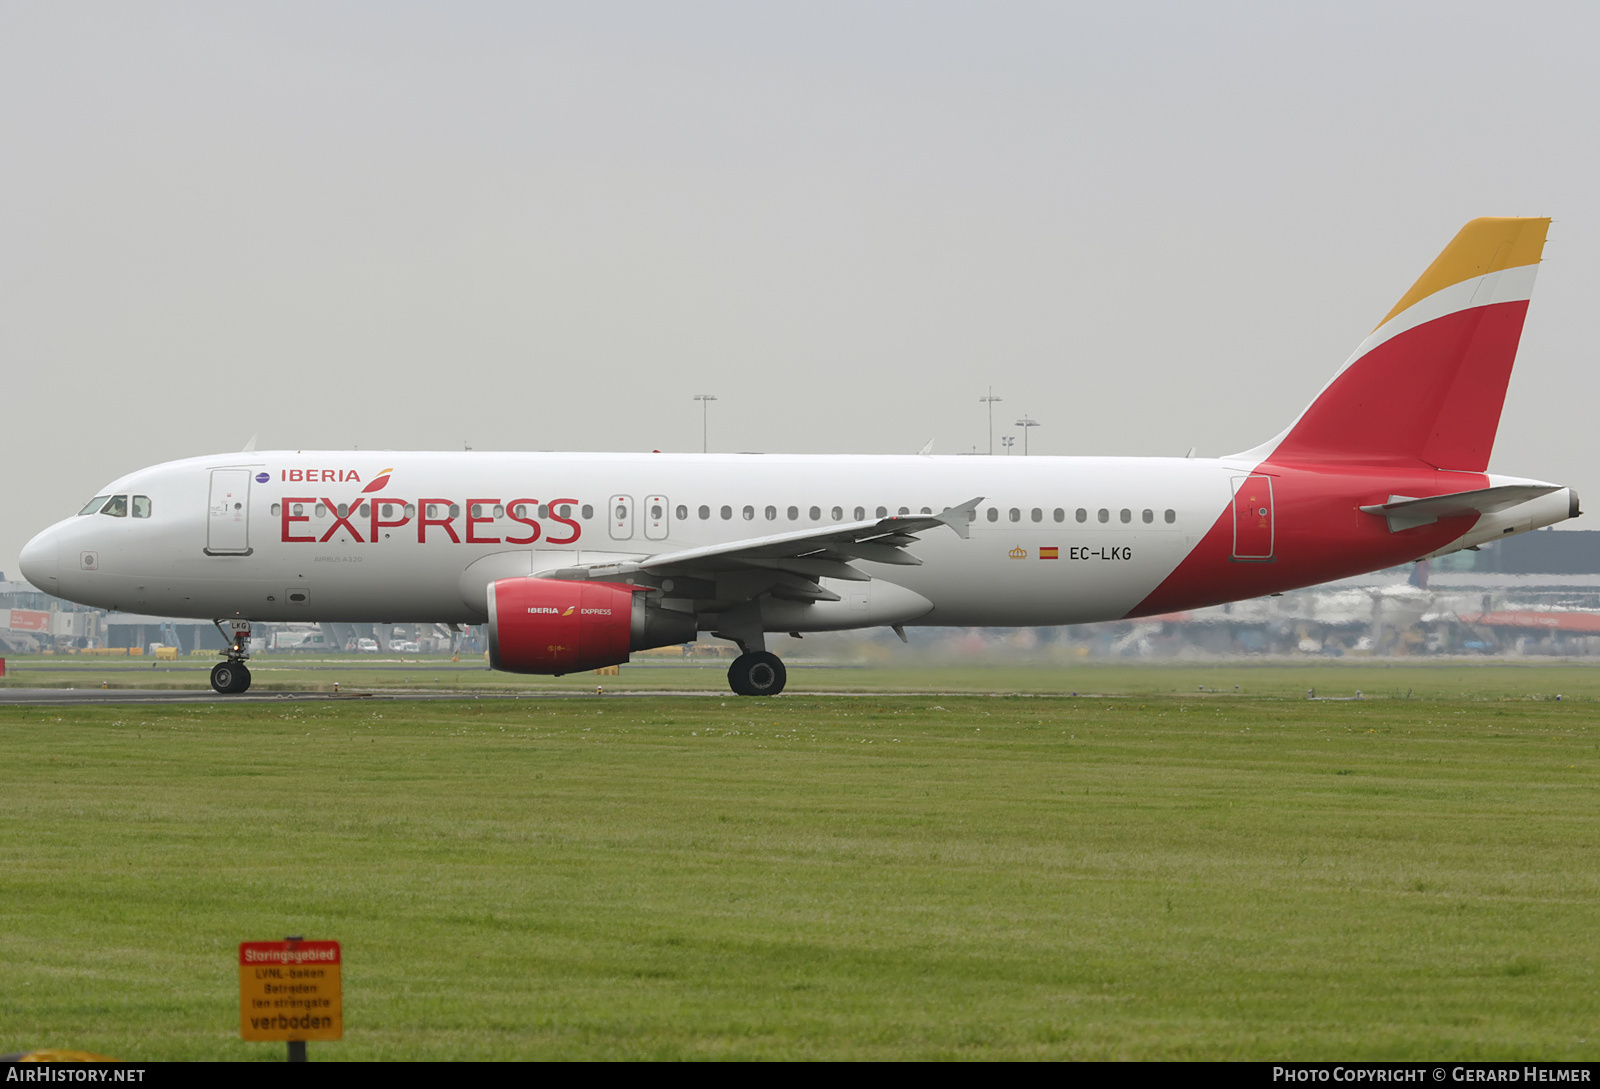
1241;217;1550;471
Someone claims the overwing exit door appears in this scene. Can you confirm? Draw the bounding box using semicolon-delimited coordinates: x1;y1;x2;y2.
206;469;253;555
1231;475;1274;561
643;495;669;540
609;495;635;540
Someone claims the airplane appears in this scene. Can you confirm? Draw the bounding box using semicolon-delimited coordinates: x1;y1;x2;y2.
18;217;1580;696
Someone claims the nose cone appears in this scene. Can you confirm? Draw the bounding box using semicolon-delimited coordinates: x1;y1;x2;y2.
19;528;59;592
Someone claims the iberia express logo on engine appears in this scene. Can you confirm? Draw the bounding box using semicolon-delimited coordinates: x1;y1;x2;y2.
275;468;583;546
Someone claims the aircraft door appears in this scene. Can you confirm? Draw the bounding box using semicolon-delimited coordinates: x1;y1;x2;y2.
609;495;634;541
644;495;669;540
207;469;253;555
1231;475;1274;561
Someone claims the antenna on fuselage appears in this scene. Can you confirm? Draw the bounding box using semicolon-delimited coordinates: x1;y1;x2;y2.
241;434;258;453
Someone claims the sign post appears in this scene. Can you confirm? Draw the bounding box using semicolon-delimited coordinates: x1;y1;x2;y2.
239;938;342;1060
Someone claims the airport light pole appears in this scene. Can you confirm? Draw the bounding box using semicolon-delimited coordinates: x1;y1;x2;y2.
1001;435;1015;455
694;394;717;453
1016;416;1038;455
979;388;1002;455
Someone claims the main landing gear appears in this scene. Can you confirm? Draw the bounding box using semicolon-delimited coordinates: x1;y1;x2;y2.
210;620;253;695
728;651;786;697
210;660;252;695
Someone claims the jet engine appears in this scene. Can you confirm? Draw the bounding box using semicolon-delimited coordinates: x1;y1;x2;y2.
486;577;696;674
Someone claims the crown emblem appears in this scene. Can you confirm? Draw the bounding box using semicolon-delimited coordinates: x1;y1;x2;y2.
1008;546;1027;559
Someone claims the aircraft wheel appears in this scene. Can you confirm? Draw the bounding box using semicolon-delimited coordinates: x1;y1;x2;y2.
210;662;251;695
728;651;786;696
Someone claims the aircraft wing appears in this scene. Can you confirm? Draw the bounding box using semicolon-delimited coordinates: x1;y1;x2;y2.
1359;485;1560;532
533;497;982;601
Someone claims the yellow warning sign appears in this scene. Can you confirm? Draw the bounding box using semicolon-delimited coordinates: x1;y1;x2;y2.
239;940;342;1041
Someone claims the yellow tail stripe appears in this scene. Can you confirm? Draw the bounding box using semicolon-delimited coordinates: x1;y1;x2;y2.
1376;216;1550;330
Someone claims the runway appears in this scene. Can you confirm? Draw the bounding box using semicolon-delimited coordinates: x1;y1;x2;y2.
0;687;710;705
1;687;400;705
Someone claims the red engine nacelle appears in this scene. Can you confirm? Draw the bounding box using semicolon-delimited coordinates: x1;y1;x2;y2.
487;577;696;675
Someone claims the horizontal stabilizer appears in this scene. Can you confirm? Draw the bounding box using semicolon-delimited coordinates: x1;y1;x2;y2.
1359;484;1560;532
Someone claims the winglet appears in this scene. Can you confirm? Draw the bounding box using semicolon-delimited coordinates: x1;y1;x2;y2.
935;497;983;540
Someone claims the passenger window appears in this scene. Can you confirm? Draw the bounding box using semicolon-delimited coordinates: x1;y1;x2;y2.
101;495;128;518
898;507;910;516
831;506;842;521
270;503;280;517
876;507;887;518
1053;508;1064;522
132;496;152;518
650;503;664;520
765;506;777;520
1120;509;1131;523
787;506;798;520
699;505;711;520
854;507;865;520
471;504;482;518
557;504;571;518
404;504;416;518
1030;508;1042;522
582;504;594;519
722;506;733;520
1008;508;1020;522
1142;509;1153;523
493;505;504;518
335;503;349;518
1165;509;1176;524
316;503;328;518
448;504;461;519
293;504;305;518
986;508;998;522
743;506;755;520
537;504;549;519
79;495;111;516
1076;508;1087;523
675;504;687;520
810;506;822;521
1097;509;1109;523
920;507;932;515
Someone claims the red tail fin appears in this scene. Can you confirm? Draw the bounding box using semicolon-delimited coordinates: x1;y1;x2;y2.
1245;217;1549;471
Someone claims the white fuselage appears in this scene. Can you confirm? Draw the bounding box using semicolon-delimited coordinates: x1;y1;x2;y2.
23;450;1248;628
20;450;1577;636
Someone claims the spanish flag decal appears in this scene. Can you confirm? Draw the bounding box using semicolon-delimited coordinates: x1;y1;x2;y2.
1040;547;1059;559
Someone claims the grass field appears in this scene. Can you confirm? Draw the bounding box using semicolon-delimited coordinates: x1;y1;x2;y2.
3;664;1599;1059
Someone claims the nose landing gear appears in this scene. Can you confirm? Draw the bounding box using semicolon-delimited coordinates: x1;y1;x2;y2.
728;651;786;696
210;620;254;695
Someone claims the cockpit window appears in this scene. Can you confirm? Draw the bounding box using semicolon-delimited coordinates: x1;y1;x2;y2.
132;496;152;519
79;495;111;515
100;495;128;518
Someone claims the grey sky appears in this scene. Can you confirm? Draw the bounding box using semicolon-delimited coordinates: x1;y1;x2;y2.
4;2;1598;575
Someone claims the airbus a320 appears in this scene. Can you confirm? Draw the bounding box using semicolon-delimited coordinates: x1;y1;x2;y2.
20;218;1578;695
